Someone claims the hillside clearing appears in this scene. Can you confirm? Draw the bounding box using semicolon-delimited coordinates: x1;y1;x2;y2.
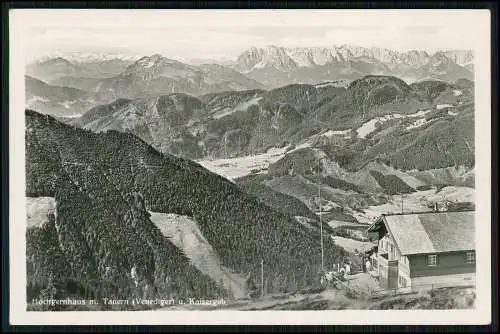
196;146;289;180
331;236;375;254
26;196;56;228
212;97;263;119
149;212;248;299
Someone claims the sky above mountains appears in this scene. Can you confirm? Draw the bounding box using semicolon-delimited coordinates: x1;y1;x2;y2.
16;9;487;63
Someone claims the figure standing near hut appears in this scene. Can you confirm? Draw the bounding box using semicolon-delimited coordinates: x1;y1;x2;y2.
345;263;351;276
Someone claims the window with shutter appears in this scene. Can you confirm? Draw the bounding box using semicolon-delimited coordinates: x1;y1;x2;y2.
465;251;475;264
427;254;437;266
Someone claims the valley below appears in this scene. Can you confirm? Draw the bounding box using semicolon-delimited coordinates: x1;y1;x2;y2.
196;143;474;226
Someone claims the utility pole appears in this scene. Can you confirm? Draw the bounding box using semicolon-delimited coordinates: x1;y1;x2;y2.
318;156;324;271
401;193;404;214
224;135;227;157
261;259;264;297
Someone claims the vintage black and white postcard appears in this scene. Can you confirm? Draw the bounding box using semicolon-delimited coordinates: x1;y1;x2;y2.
8;9;492;325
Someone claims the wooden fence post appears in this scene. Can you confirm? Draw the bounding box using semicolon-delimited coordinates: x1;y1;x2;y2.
261;259;264;297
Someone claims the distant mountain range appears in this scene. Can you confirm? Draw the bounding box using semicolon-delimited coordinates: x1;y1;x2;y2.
33;51;143;64
26;46;473;117
25;75;107;117
26;54;266;110
97;54;266;99
233;45;473;87
236;46;473;72
26;56;136;82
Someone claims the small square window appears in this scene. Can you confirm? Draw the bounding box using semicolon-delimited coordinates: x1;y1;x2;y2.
465;251;475;264
427;254;437;266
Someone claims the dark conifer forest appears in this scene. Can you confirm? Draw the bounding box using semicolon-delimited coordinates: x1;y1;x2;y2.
26;109;347;310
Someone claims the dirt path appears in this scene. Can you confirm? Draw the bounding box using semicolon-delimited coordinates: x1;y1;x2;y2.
331;235;375;253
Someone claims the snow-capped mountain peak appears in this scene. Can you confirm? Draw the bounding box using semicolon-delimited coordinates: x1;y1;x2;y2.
235;45;473;74
125;54;183;72
443;50;474;67
33;52;143;65
428;51;453;69
135;54;171;68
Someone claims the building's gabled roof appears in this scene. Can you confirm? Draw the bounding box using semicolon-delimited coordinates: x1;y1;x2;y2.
367;211;475;255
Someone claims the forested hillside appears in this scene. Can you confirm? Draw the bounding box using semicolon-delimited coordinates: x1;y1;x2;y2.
73;75;474;175
26;109;348;309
